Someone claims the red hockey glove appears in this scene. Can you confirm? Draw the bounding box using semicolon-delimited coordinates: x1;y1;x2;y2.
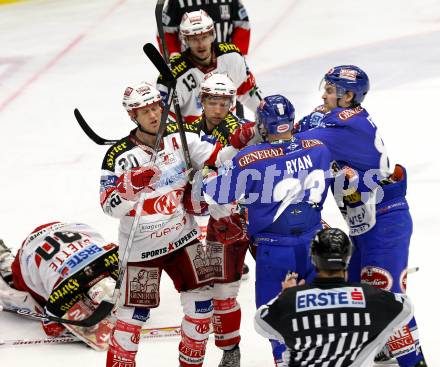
116;166;160;201
183;183;209;216
41;319;66;337
209;213;247;245
228;122;256;149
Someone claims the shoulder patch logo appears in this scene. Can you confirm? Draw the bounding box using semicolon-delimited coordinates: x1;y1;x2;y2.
218;43;240;54
301;139;323;149
238;147;284;168
106;142;129;169
338;106;364;121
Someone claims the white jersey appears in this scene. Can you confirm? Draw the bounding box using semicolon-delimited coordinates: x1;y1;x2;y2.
100;123;233;262
15;222;118;316
156;42;260;123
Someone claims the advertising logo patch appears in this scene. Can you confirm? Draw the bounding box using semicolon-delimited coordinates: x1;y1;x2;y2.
361;266;393;290
296;287;366;312
195;300;213;314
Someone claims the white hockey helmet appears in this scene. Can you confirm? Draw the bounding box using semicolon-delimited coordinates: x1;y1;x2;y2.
87;276;115;305
122;82;162;112
179;10;216;38
200;73;236;107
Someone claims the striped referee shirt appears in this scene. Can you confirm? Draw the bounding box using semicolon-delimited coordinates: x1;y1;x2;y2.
254;277;413;367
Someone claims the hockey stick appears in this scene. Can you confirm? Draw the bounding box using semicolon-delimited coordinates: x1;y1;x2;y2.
0;101;173;327
155;0;169;62
0;326;181;348
74;108;117;146
0;193;158;327
143;43;193;174
0;303;113;327
94;55;178;325
151;4;193;173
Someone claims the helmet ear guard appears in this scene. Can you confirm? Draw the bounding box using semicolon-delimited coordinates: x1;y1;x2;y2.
310;228;352;271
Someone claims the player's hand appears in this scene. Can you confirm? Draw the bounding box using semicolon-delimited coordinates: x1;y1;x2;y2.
281;272;305;291
41;319;66;337
183;183;208;216
228;122;256;149
116;166;160;201
210;213;247;245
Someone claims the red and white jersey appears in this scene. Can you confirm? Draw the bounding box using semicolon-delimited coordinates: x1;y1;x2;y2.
159;0;251;56
100;125;233;262
156;42;260;123
13;222;118;316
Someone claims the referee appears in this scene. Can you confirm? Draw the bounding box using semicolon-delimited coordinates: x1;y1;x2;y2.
254;228;415;367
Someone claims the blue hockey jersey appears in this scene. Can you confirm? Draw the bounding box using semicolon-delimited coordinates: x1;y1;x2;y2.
296;105;408;236
203;137;333;236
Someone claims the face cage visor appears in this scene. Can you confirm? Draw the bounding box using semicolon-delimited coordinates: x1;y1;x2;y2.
319;78;349;99
255;113;268;141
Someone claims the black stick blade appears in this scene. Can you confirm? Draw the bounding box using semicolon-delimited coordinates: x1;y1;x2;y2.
143;43;175;84
1;300;114;327
74;108;117;146
59;300;114;327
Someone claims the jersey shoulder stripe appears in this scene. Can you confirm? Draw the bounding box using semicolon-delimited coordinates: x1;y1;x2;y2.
165;120;202;136
102;136;135;171
211;112;241;147
214;42;242;56
158;53;193;81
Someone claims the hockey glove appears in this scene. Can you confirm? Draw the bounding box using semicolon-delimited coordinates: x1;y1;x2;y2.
42;317;66;337
183;183;209;216
210;213;247;245
228;122;256;149
116;166;160;201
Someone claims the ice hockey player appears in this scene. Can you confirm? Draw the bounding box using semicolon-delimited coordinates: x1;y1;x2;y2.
255;227;415;367
186;72;261;365
159;0;251;57
295;65;427;367
156;10;260;123
203;94;335;366
0;222;118;349
100;82;255;367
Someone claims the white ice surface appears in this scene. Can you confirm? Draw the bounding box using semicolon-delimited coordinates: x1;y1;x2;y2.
0;0;439;365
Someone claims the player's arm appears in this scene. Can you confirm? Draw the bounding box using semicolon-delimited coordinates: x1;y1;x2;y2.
229;52;260;112
158;0;183;57
231;0;251;55
295;125;347;162
100;145;138;219
185;123;255;171
202;152;250;206
295;105;328;132
254;296;286;342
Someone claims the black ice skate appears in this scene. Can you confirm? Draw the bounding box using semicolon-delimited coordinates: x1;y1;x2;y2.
218;345;240;367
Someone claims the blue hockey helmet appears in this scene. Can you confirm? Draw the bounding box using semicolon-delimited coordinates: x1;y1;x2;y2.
322;65;370;104
310;228;352;271
256;95;295;135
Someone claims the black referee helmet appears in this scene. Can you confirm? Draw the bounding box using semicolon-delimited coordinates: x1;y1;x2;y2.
310;228;352;271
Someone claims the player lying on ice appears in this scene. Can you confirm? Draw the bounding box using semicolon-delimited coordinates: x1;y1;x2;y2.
0;222;118;350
